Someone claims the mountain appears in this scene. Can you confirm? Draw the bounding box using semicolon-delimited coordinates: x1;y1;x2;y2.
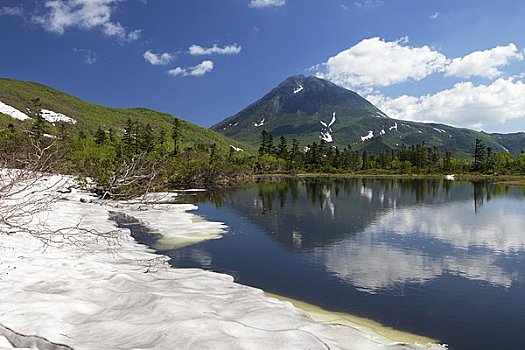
212;75;525;156
0;78;246;152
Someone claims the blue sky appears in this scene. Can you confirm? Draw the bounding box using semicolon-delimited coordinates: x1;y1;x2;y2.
1;0;525;133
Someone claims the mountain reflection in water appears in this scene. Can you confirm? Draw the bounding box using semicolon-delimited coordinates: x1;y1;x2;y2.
166;178;525;350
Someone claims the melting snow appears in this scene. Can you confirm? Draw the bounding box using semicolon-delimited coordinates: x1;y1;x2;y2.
433;128;446;134
41;109;76;124
223;121;238;130
0;172;447;350
319;112;336;143
0;100;76;124
388;122;398;131
380;129;386;136
0;100;31;120
293;85;304;94
361;130;374;142
230;145;244;152
254;118;265;127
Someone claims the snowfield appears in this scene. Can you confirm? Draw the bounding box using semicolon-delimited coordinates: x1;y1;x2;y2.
40;109;76;124
361;130;374;142
0;100;76;124
0;173;446;350
254;118;265;127
0;101;31;121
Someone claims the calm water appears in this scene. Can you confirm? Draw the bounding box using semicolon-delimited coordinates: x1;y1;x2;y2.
150;179;524;350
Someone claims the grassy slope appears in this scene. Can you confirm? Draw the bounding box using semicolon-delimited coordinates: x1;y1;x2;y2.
0;78;249;152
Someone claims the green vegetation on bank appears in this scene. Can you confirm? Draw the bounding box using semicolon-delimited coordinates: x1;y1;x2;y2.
0;103;254;197
253;130;525;177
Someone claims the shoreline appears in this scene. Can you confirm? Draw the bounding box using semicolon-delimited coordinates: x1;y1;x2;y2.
265;293;438;346
0;173;446;349
254;172;525;186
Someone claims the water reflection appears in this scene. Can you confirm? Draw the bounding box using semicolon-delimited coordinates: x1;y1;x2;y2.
192;178;525;292
317;235;516;293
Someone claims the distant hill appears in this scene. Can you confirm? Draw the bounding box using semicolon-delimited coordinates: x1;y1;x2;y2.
212;75;525;156
0;78;246;152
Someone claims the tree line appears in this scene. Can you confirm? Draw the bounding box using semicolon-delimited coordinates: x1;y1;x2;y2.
3;105;525;199
255;130;525;175
1;104;252;197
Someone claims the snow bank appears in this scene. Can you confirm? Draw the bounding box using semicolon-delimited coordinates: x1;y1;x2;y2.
0;101;31;121
293;84;304;94
0;174;446;350
230;144;244;152
254;118;265;127
40;109;76;124
361;130;374;142
0;101;76;124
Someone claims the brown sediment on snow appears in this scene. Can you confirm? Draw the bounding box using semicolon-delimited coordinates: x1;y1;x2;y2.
265;292;439;346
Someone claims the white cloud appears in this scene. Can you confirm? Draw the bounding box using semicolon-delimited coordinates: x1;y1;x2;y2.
0;6;23;16
367;78;525;130
73;48;98;64
188;44;241;56
143;50;174;66
354;0;384;8
248;0;286;8
316;37;448;88
429;12;439;20
445;43;524;79
34;0;140;42
168;60;214;77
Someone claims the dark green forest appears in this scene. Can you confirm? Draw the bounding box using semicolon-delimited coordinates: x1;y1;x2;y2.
255;130;525;176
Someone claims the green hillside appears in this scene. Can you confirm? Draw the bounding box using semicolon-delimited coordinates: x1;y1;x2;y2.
0;78;247;152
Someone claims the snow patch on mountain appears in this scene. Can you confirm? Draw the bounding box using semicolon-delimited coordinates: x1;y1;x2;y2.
380;129;386;136
389;122;398;131
293;85;304;94
433;128;446;134
361;130;374;142
229;145;243;152
254;118;265;127
319;112;336;143
0;101;76;124
41;109;76;124
223;121;238;130
0;100;31;120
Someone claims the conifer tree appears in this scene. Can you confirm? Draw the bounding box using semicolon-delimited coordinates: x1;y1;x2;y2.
122;118;138;155
140;123;154;153
277;136;288;159
473;138;486;172
94;127;106;145
30;98;46;141
172;118;180;156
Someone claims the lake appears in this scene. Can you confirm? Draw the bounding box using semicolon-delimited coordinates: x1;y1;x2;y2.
151;178;525;350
